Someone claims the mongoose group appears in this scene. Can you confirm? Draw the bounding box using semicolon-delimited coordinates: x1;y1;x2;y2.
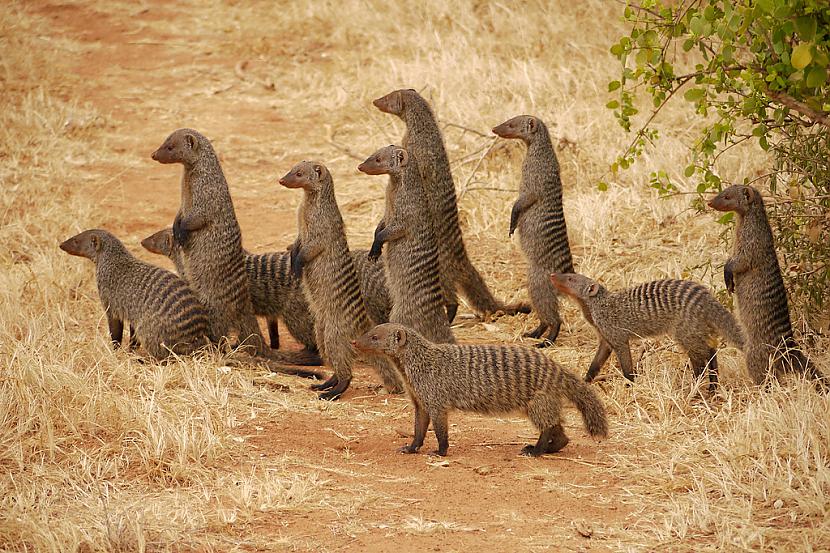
61;89;824;458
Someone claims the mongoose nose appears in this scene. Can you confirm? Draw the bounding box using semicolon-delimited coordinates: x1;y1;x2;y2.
151;150;159;161
350;340;357;347
706;200;714;208
278;178;286;186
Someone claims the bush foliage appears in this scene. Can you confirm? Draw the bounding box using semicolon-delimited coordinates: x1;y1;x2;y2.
606;0;830;329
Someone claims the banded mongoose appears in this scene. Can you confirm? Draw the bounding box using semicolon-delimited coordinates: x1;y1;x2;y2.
61;229;211;360
493;115;575;347
353;323;609;457
151;129;319;367
373;89;530;321
142;229;392;352
280;160;403;399
551;273;745;391
708;185;824;387
358;145;455;345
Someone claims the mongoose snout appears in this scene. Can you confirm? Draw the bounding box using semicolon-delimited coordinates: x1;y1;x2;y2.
59;231;100;259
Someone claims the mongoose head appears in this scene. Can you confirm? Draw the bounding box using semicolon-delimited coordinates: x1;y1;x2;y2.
707;185;760;215
60;229;119;263
352;323;409;356
550;273;606;302
278;161;330;191
357;145;409;176
141;228;174;257
492;115;542;143
372;88;419;118
151;128;208;166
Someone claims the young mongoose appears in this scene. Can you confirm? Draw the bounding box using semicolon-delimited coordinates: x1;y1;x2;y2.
708;185;824;387
61;229;212;360
358;145;455;345
493;115;575;347
353;323;608;457
142;229;391;351
280;161;403;399
373;89;530;321
551;273;745;391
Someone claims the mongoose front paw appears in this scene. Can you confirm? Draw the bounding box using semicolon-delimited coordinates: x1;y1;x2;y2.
172;215;189;246
520;444;544;457
724;265;735;294
398;444;420;454
290;251;303;279
368;241;383;261
317;389;343;401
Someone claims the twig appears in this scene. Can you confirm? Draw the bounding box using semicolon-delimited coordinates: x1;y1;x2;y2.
457;137;499;201
768;91;830;129
327;140;364;161
443;122;492;139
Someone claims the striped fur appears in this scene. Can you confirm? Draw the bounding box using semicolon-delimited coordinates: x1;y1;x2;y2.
709;185;824;387
280;161;403;399
553;274;745;391
373;89;529;319
493;115;574;346
142;228;391;353
354;323;608;457
358;145;455;344
61;229;210;360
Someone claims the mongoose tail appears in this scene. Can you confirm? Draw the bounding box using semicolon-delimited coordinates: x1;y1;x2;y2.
708;185;826;390
558;369;609;439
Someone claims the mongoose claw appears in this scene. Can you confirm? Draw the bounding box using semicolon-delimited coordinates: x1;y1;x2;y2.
724;265;735;294
398;444;420;454
317;388;343;401
311;375;338;391
520;444;544;457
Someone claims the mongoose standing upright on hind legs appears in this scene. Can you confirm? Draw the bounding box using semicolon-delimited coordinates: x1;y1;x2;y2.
358;144;455;345
280;161;403;399
373;89;530;321
353;323;608;457
493;115;575;347
708;185;824;388
551;273;745;391
151;129;318;367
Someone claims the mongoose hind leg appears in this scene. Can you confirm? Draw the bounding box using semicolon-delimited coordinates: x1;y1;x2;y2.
545;424;570;453
313;323;354;400
127;324;139;351
107;314;124;349
428;408;450;456
523;392;563;456
400;402;430;454
686;346;719;393
535;321;561;349
612;342;636;382
267;318;279;349
527;267;564;346
523;322;549;340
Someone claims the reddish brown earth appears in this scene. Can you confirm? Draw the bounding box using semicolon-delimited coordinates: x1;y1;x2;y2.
32;2;635;550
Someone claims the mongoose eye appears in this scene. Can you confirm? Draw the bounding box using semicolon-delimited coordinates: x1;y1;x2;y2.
371;335;378;341
375;157;380;163
296;171;302;177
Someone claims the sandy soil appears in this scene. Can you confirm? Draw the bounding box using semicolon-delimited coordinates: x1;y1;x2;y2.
32;2;635;550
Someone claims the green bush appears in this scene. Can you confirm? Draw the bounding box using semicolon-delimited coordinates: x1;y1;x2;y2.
605;0;830;331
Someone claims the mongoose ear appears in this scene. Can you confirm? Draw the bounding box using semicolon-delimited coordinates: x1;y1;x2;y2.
527;117;536;132
90;234;101;252
588;283;600;297
396;148;409;167
313;164;323;178
743;187;753;202
394;328;407;347
184;133;198;151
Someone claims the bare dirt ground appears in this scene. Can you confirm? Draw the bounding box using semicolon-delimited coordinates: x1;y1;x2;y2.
28;1;633;550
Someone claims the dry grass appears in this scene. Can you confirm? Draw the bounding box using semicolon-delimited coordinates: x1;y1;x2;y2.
1;0;828;551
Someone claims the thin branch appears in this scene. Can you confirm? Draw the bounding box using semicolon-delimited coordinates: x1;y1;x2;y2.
457;137;499;201
442;122;491;139
767;91;830;129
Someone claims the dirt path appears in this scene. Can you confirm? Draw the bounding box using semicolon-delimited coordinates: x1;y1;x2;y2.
34;2;635;550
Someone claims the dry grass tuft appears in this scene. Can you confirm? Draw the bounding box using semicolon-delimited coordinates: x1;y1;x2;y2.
1;0;828;551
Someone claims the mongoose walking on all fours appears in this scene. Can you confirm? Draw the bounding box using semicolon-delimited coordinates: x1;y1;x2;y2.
493;115;575;347
551;273;745;391
151;129;318;367
373;89;530;321
280;161;403;399
61;229;211;360
353;323;608;457
142;229;391;353
358;145;455;345
708;185;824;388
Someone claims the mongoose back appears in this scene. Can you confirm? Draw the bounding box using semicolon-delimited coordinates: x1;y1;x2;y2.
61;229;211;360
280;161;402;399
708;185;824;387
353;323;608;457
493;115;575;347
142;229;391;350
358;145;455;344
152;128;265;352
373;89;530;320
552;273;745;391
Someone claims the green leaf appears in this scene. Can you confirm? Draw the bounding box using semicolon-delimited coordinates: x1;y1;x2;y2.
606;100;620;109
683;38;695;52
597;181;608;192
717;212;735;225
792;43;813;70
795;16;817;41
806;66;827;87
756;0;774;14
690;16;704;36
684;88;706;102
684;165;695;177
696;182;708;194
608;80;621;92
